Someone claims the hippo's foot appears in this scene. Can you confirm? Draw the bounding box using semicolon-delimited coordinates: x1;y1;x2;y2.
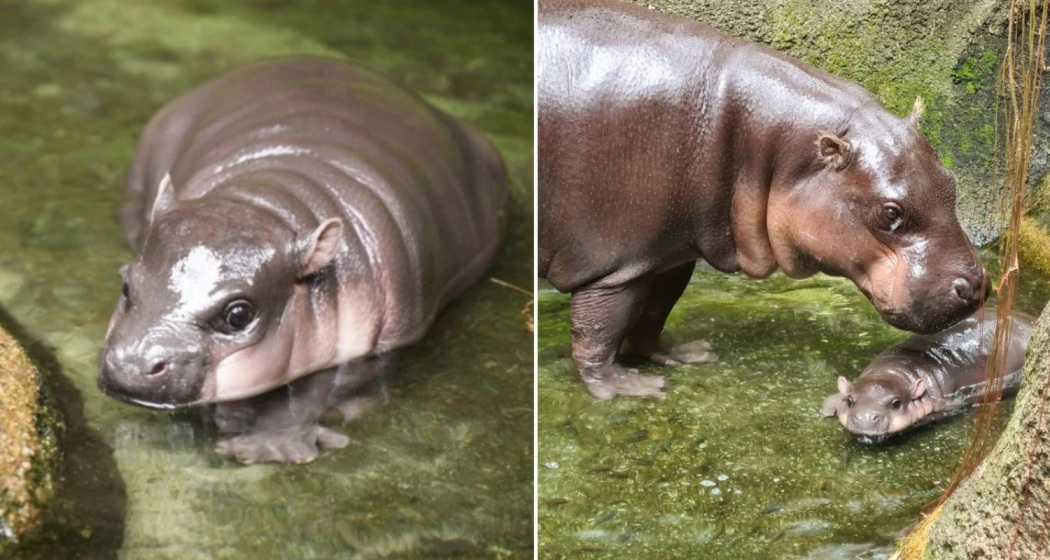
581;365;666;400
649;340;717;366
216;424;350;465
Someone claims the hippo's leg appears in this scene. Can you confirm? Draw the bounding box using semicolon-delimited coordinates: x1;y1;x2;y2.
624;261;717;366
214;357;390;464
324;360;392;423
570;278;666;400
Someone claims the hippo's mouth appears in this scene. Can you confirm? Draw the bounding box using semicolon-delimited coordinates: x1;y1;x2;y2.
854;432;893;445
96;375;186;411
844;424;901;444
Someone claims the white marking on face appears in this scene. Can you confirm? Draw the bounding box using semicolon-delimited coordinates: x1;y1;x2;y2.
168;247;224;311
167;245;275;312
856;137;906;200
905;239;930;280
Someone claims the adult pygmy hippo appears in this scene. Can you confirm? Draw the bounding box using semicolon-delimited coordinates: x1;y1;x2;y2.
538;0;987;399
98;57;509;463
822;310;1033;443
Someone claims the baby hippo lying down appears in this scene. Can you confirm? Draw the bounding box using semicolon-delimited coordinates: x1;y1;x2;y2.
97;57;508;464
822;311;1034;443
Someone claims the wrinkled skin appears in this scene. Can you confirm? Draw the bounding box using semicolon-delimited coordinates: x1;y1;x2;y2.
538;0;987;399
98;57;508;463
821;310;1033;442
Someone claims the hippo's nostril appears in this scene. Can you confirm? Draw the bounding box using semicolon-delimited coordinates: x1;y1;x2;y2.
953;277;975;303
147;361;168;376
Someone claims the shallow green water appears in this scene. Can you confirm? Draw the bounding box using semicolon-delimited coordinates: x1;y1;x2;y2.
538;260;1049;559
0;1;533;558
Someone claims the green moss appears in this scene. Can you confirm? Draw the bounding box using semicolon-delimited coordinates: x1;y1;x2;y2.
1019;218;1050;277
953;49;1000;94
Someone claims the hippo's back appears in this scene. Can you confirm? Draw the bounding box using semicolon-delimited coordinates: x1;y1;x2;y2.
125;56;509;349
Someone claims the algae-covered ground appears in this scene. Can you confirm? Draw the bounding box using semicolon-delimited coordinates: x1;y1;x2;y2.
538;261;1050;559
0;1;532;558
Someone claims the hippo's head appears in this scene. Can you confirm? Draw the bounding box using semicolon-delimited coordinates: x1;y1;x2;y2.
98;179;344;409
820;373;928;442
768;98;987;333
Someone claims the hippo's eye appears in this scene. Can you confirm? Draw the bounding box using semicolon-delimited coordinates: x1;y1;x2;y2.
890;398;903;410
222;300;256;332
878;203;904;232
846;396;855;408
121;282;132;309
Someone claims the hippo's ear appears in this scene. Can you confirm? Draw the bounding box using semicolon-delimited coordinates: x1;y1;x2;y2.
148;173;177;226
816;132;853;171
837;375;852;395
299;218;344;278
820;394;842;417
910;377;927;400
907;96;925;129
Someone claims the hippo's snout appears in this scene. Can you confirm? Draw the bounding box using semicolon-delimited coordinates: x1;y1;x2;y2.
881;260;988;334
98;345;208;409
846;411;890;437
102;347;170;379
951;265;989;308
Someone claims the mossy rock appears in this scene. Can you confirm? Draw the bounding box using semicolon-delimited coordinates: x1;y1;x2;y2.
0;327;60;550
1019;217;1050;278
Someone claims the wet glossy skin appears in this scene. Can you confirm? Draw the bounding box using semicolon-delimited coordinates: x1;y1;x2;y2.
98;57;509;460
537;0;986;398
822;310;1033;441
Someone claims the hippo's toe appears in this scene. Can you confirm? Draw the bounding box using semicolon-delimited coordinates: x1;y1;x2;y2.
582;365;667;400
216;425;350;465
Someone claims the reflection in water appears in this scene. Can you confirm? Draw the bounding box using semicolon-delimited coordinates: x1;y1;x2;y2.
213;356;394;465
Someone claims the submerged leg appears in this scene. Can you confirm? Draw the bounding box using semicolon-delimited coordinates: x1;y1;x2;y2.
625;261;717;366
214;355;392;465
325;355;394;423
571;277;665;400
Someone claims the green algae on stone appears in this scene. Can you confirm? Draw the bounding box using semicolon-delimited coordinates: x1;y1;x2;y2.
0;328;59;550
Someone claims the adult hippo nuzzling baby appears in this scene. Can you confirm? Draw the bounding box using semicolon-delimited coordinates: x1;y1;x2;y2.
538;0;988;399
822;311;1033;443
98;57;509;463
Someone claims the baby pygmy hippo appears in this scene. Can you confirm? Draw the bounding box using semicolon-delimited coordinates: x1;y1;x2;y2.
97;57;508;464
822;310;1033;443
